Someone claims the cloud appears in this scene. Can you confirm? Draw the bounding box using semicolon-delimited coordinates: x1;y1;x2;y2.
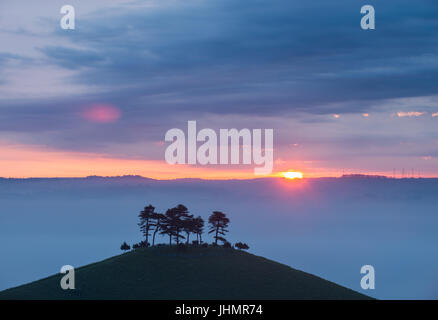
28;0;438;116
397;111;427;117
0;0;437;173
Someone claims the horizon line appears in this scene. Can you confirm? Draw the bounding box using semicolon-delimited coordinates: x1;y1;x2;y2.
0;174;437;181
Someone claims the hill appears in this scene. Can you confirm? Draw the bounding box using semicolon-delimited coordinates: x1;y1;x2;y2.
0;246;371;300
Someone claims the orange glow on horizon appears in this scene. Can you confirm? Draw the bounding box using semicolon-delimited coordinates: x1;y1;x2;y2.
282;171;304;180
0;140;274;180
0;140;436;179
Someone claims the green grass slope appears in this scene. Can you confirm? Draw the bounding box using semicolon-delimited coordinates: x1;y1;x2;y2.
0;246;371;300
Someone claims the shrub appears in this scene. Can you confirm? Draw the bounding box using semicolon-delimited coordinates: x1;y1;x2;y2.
120;241;131;251
201;243;208;248
234;242;249;250
132;240;149;249
222;241;232;249
192;240;199;246
138;240;148;248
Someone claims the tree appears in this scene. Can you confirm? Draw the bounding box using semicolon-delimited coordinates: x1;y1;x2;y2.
193;216;204;244
234;242;249;250
183;215;196;245
138;205;155;246
151;212;165;246
160;204;191;245
208;211;230;245
120;241;131;251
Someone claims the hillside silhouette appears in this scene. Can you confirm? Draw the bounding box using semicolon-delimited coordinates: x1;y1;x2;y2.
0;246;370;300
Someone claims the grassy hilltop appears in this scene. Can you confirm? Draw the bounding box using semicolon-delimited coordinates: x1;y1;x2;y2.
0;246;371;300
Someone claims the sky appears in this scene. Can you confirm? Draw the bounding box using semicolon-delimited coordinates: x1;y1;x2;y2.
0;0;437;179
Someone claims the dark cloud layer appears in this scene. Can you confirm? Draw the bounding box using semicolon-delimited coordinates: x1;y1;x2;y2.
38;0;438;114
1;0;437;157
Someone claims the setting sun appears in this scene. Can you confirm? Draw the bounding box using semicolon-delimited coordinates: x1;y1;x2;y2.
282;171;304;179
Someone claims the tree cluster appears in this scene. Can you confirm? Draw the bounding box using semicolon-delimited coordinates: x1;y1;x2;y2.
121;204;249;252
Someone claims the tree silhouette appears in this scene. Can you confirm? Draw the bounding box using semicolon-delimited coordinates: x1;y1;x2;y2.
208;211;230;245
193;216;205;244
161;204;191;245
151;212;165;246
138;205;155;246
132;204;243;249
159;218;174;246
120;241;131;251
183;215;196;244
234;242;249;250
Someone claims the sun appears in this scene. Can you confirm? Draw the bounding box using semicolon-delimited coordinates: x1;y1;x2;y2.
282;171;304;180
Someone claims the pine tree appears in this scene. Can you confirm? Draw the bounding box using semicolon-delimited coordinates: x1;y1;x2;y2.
193;216;205;244
138;204;155;246
160;204;191;245
151;212;165;246
183;215;196;244
208;211;230;245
